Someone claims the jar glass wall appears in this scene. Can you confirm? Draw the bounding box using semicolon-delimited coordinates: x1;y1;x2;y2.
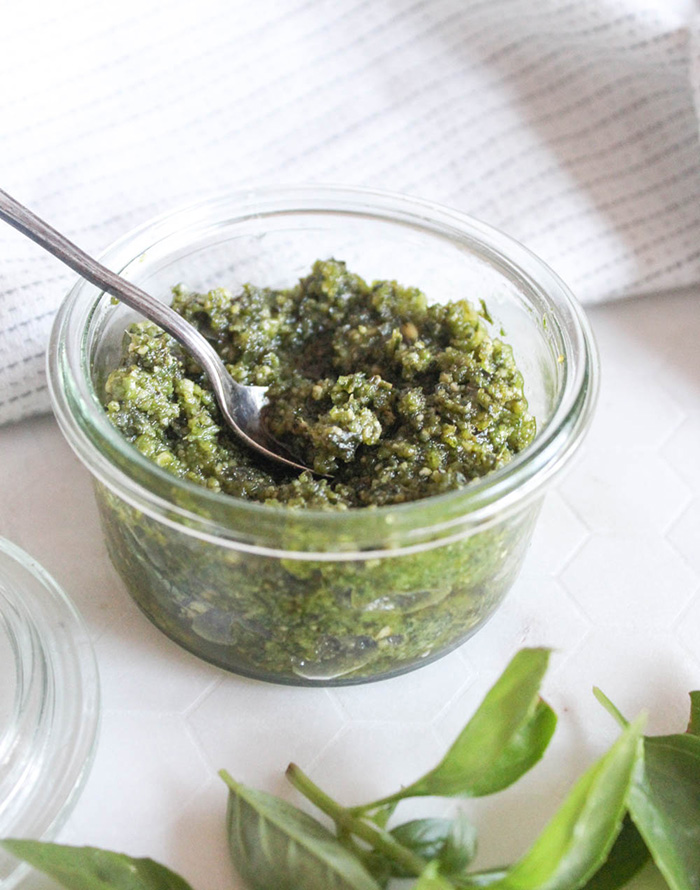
48;186;597;685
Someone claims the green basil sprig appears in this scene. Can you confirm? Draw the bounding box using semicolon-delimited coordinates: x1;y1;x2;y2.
3;647;699;890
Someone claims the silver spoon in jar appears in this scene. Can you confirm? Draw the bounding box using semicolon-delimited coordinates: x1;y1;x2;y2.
0;188;313;474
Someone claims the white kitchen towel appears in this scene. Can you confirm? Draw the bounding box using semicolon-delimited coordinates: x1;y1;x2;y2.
1;0;699;425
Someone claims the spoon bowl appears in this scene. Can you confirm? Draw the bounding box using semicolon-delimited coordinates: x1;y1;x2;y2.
0;188;312;474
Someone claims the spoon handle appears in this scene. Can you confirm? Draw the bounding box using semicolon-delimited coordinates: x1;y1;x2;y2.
0;187;212;358
0;188;311;473
0;188;238;417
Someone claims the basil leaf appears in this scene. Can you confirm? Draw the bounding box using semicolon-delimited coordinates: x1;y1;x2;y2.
686;691;700;736
388;814;476;878
390;649;555;801
627;733;700;890
415;860;458;889
455;868;508;887
390;819;454;873
439;812;478;875
361;851;393;888
456;791;649;889
367;803;397;829
220;770;381;890
582;816;650;890
483;715;644;890
0;840;193;890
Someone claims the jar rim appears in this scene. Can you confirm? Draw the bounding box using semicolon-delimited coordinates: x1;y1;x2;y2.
47;184;598;551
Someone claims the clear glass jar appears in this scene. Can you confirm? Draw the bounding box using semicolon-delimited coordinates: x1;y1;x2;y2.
0;537;99;887
48;186;597;685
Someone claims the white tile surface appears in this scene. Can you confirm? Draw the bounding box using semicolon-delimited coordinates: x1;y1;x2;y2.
307;722;446;807
668;500;700;574
663;411;700;494
558;449;691;534
330;649;472;723
93;608;222;713
526;489;591;574
60;711;211;856
2;288;698;890
188;682;346;786
560;534;696;628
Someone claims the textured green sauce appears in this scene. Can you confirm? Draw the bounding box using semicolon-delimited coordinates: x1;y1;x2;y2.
104;259;535;507
99;260;538;682
96;484;537;683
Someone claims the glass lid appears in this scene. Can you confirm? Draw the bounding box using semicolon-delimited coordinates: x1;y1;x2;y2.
0;537;99;889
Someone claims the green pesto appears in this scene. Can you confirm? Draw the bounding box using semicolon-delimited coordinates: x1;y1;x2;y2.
104;259;535;508
95;483;538;683
98;260;538;683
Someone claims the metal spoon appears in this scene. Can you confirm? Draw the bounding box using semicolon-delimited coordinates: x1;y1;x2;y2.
0;188;312;474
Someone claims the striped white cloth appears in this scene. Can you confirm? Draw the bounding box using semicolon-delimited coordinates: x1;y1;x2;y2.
1;0;699;425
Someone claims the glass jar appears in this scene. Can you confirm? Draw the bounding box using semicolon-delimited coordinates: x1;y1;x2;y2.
48;186;597;685
0;537;99;887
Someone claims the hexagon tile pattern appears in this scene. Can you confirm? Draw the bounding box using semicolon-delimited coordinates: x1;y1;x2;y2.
0;289;698;890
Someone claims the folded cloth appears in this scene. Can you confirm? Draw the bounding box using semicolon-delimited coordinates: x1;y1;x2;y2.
1;0;698;425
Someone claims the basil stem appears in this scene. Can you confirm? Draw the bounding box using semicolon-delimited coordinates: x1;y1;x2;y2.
415;860;458;889
592;688;628;728
285;763;428;878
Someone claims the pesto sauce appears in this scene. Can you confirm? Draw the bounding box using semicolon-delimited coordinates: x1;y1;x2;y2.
99;260;538;682
104;259;535;507
95;482;537;683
